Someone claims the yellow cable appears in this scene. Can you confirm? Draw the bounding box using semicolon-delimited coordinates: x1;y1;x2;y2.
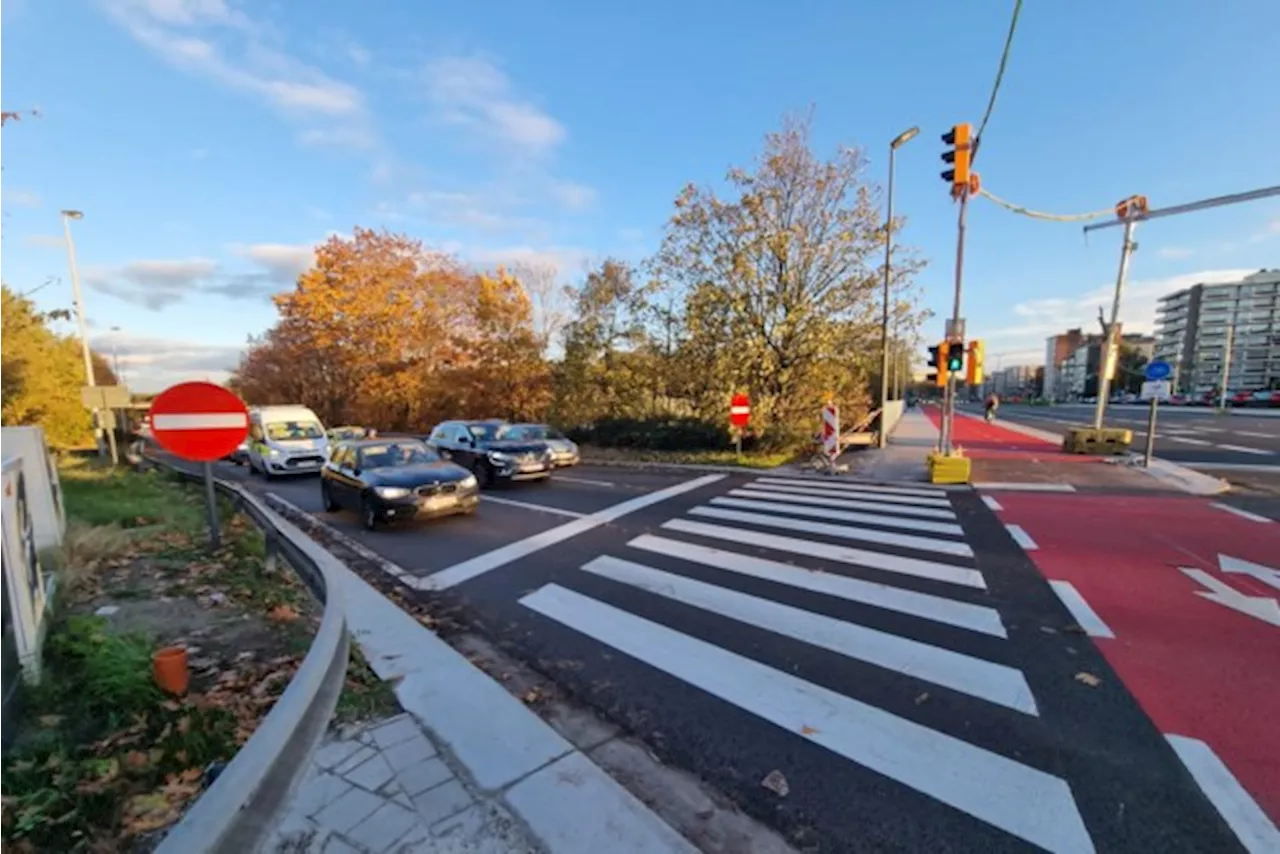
977;187;1115;222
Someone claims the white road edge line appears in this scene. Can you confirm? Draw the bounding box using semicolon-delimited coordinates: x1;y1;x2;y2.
972;482;1077;493
583;555;1037;714
1005;524;1039;551
422;474;725;591
1215;444;1273;456
520;584;1091;853
1166;734;1280;854
753;477;945;498
628;534;1007;637
554;475;617;487
981;495;1003;512
1048;581;1115;639
482;495;585;518
1210;502;1274;523
738;482;953;509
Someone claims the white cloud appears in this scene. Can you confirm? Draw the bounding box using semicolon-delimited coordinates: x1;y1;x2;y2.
984;268;1257;353
3;188;41;207
549;181;597;211
90;329;244;391
296;125;376;150
347;43;371;66
83;240;318;309
423;55;565;153
1157;246;1193;260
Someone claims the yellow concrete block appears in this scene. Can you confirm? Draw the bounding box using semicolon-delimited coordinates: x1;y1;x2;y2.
1062;426;1133;456
926;451;971;485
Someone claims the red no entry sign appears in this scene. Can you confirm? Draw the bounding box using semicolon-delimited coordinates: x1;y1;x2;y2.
730;393;751;428
148;381;249;462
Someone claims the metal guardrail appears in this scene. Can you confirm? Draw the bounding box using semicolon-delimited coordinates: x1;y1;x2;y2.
142;454;350;854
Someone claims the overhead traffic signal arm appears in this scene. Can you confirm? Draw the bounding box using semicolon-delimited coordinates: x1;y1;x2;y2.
941;123;973;192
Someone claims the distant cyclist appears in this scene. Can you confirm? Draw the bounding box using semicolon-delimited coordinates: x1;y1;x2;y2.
984;392;1000;423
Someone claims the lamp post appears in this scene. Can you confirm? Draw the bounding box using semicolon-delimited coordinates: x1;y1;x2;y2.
61;209;107;456
879;126;919;448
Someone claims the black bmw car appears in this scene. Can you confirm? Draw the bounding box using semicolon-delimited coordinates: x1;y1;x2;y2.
320;438;479;530
425;419;554;486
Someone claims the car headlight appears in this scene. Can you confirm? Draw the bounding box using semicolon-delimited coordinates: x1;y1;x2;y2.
268;447;282;458
374;486;412;500
569;442;579;454
543;449;554;461
460;474;478;489
488;451;512;463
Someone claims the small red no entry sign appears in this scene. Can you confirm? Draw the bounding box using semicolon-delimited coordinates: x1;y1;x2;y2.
148;381;249;463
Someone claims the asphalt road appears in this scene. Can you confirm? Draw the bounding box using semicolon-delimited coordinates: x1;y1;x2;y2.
183;457;1249;853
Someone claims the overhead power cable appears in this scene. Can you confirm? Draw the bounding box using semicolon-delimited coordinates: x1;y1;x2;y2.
971;0;1024;164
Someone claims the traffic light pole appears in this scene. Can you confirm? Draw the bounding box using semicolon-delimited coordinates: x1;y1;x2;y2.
942;187;971;455
1091;218;1136;431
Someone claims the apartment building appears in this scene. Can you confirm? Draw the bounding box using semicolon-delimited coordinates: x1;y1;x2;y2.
1154;269;1280;395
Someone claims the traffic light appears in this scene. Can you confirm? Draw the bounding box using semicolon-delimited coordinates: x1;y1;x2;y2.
947;340;965;374
927;342;949;388
940;123;972;191
966;340;984;386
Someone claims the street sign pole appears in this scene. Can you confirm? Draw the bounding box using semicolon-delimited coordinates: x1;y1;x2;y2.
1140;360;1173;468
203;462;221;550
1144;396;1158;468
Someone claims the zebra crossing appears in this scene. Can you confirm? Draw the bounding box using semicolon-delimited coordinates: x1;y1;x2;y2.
514;475;1098;853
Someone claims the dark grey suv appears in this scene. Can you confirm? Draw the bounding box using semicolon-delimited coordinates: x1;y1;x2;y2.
425;420;554;487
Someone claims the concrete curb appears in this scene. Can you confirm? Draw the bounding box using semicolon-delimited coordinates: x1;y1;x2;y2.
579;457;785;475
954;411;1230;496
263;495;698;854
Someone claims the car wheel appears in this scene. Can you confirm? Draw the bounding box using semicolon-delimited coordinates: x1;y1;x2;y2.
472;460;493;489
321;482;337;513
361;497;379;531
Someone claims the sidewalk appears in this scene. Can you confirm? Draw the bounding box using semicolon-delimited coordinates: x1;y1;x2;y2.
839;408;937;482
261;552;699;854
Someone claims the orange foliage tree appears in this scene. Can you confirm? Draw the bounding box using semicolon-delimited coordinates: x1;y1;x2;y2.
230;228;550;431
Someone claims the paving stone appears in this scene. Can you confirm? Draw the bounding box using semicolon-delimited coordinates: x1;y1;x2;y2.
395;757;453;796
383;735;437;773
334;745;378;776
292;772;353;820
347;801;420;853
344;754;395;793
410;779;473;826
370;715;421;750
320;836;364;854
312;785;383;834
313;737;368;771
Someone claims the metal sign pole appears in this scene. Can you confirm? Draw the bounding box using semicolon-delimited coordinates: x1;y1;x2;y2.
202;462;221;550
1144;397;1158;468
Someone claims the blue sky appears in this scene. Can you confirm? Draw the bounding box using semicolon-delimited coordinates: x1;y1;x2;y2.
3;0;1278;390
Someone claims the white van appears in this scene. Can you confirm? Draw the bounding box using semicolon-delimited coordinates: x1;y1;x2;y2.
247;405;329;478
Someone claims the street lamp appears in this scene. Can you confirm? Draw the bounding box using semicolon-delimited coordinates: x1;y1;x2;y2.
879;126;919;448
61;209;105;454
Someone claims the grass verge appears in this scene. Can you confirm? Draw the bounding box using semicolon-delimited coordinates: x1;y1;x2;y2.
579;445;795;469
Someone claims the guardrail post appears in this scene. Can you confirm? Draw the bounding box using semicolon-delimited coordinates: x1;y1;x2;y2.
263;532;279;576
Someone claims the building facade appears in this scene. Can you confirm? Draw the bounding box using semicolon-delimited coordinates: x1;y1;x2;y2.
1042;329;1086;401
1154;269;1280;395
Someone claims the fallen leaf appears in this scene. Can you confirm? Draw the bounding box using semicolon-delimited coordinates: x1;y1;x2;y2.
269;604;299;622
122;750;150;772
121;792;179;835
761;769;790;797
1075;672;1101;687
800;725;819;735
914;692;930;705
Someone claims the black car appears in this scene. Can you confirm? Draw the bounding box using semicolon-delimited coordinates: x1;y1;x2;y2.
425;420;554;486
320;439;479;530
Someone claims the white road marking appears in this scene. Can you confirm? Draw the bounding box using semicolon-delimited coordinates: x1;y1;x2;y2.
688;506;974;558
754;477;945;498
554;475;617;487
981;495;1003;512
708;496;964;536
731;488;957;520
481;495;584;518
628;535;1007;636
421;474;725;590
1167;734;1280;854
520;584;1092;853
662;519;987;589
1169;437;1213;446
972;482;1077;492
1215;444;1274;456
1210;503;1273;523
739;482;953;508
1005;524;1038;551
1048;581;1115;639
151;412;248;430
1235;430;1274;439
583;556;1037;714
1182;462;1280;472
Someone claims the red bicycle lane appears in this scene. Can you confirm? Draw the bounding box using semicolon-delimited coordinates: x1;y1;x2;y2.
988;490;1280;842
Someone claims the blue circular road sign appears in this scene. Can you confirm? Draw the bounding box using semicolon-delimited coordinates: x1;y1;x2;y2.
1145;360;1172;381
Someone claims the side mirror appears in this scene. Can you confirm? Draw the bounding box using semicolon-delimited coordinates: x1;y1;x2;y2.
351;467;361;477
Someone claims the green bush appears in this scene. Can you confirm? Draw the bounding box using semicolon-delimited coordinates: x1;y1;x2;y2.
566;417;742;451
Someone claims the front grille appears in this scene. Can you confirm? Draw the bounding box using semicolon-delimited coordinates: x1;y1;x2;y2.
416;483;458;497
287;455;325;467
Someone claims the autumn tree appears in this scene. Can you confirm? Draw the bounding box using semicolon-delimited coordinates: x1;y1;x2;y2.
2;286;94;446
653;114;925;441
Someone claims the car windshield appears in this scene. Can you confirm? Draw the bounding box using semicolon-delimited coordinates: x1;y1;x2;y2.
359;442;438;469
266;420;324;440
504;425;564;441
467;422;505;441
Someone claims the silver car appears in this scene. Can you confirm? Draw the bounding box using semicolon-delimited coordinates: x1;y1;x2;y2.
504;424;579;467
